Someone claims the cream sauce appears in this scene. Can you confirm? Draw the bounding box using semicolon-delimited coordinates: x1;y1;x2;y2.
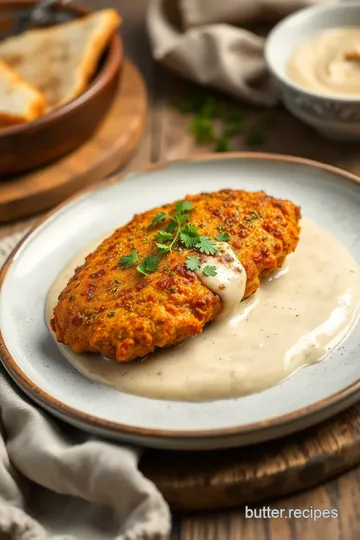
287;28;360;97
45;219;360;402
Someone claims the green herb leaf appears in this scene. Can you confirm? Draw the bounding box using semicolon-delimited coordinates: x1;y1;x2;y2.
149;212;168;228
214;134;230;152
175;201;193;213
156;242;171;253
203;265;217;277
137;255;160;276
155;230;173;242
195;236;218;255
180;223;200;248
215;232;230;241
166;221;177;234
185;256;201;272
245;130;265;147
118;251;138;268
189;117;215;143
107;311;116;318
200;97;222;119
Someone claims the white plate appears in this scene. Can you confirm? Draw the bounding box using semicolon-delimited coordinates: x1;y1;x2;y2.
1;153;360;450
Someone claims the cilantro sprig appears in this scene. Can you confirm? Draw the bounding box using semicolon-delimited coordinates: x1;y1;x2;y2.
118;198;236;278
215;232;230;241
171;84;276;151
185;256;218;277
137;255;160;276
118;251;138;268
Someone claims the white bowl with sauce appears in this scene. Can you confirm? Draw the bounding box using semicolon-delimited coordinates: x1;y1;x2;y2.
265;2;360;140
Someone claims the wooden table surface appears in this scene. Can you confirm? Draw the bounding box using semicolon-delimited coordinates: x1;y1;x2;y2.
2;1;360;539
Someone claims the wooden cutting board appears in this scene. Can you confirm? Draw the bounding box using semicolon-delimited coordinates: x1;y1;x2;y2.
0;59;147;223
140;402;360;511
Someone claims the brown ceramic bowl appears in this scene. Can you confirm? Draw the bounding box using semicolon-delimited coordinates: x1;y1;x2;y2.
0;1;123;176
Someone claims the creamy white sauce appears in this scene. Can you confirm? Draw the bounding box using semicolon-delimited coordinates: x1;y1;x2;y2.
45;219;360;402
287;28;360;97
195;242;246;319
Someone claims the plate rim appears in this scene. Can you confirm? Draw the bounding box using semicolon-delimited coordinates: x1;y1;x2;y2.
1;151;360;442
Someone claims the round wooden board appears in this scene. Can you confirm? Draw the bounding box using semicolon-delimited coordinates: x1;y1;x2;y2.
0;60;147;223
140;402;360;511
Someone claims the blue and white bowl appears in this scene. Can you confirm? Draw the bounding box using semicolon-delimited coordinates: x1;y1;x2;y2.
265;2;360;140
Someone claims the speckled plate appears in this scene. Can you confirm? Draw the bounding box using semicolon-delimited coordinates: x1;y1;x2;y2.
1;153;360;450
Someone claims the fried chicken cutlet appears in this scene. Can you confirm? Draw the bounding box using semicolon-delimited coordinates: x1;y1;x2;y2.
51;189;301;362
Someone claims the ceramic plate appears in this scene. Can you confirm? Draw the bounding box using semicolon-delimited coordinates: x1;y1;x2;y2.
1;154;360;450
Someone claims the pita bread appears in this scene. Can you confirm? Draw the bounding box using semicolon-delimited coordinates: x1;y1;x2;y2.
0;59;45;126
0;9;121;111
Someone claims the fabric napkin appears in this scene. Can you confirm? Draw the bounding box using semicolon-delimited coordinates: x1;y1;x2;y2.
0;231;171;540
147;0;337;106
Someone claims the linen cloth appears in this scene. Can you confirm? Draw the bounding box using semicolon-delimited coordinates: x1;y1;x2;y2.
0;231;171;540
147;0;337;106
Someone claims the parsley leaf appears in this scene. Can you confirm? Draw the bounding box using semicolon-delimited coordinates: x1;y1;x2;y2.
215;232;230;242
156;242;171;253
166;221;177;234
118;251;138;268
189;117;215;143
185;256;201;271
175;201;193;214
149;212;168;228
203;265;217;277
137;255;160;276
215;134;230;152
180;223;199;248
155;231;173;242
195;236;218;255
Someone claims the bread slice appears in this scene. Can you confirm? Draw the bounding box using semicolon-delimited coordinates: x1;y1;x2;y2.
0;9;121;111
0;59;46;127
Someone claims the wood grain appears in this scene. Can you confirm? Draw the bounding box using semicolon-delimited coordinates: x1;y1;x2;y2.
0;59;147;223
141;403;360;512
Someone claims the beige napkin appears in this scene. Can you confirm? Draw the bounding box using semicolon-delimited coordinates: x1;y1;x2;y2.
147;0;337;106
0;232;171;540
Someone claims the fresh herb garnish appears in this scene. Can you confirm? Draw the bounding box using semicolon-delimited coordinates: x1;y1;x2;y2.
137;255;160;276
203;265;217;277
108;311;116;318
189;117;215;143
171;84;272;152
180;223;200;248
69;295;75;301
215;232;230;241
149;212;168;228
214;134;230;153
195;236;218;256
155;231;173;242
119;251;138;268
185;256;202;272
175;200;193;214
114;278;120;284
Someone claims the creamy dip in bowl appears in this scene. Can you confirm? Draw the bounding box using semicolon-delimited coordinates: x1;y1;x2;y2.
265;3;360;141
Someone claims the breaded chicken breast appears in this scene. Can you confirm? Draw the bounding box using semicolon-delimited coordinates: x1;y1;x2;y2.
51;189;301;362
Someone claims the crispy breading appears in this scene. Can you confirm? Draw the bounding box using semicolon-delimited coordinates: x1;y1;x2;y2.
51;189;301;362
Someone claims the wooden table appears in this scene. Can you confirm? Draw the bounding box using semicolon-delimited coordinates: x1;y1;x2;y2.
2;2;360;539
